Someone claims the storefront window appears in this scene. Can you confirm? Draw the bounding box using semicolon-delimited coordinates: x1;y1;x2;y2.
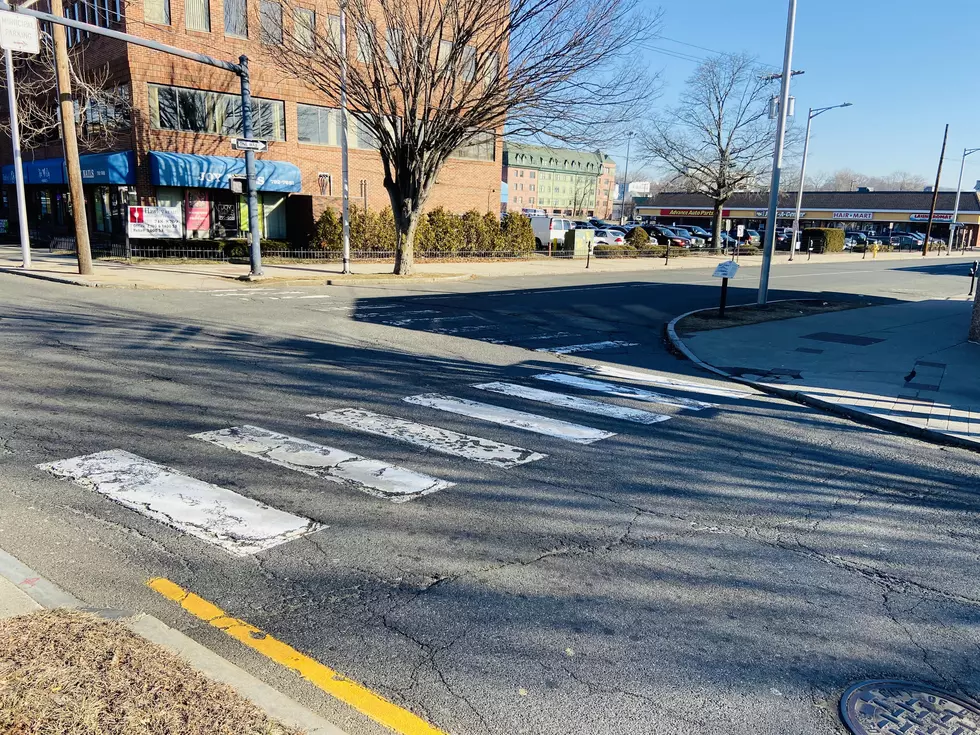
185;190;211;236
261;193;286;240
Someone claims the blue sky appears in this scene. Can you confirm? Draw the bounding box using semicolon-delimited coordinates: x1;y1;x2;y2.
615;0;980;189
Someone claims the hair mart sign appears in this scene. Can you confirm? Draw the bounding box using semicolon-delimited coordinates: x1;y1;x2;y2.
832;211;874;220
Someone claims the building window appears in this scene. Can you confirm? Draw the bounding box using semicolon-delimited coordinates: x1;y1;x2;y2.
385;27;401;67
224;0;246;36
451;131;495;161
356;24;374;63
327;14;340;50
295;8;315;52
530;171;535;179
260;0;282;44
437;39;452;70
461;45;476;81
296;103;378;149
149;83;285;141
484;52;498;87
144;0;170;24
185;0;210;31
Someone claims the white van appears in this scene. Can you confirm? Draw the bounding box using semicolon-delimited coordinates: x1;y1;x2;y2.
521;207;547;217
530;215;573;249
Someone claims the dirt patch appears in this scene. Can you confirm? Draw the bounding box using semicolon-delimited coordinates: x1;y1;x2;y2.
676;299;876;334
0;609;302;735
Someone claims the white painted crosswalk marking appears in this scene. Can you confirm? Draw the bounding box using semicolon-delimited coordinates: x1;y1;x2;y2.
588;365;751;399
192;425;452;502
534;373;715;410
310;408;547;467
473;382;671;425
535;340;639;355
403;394;615;444
37;450;322;557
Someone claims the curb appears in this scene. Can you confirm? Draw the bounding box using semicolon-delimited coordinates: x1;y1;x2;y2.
665;306;980;454
0;547;347;735
0;267;100;288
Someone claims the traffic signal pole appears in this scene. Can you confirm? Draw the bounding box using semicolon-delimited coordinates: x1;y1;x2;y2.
0;0;263;276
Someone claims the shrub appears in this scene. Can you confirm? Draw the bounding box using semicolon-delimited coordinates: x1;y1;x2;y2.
501;213;534;254
425;207;465;255
625;227;649;248
312;207;342;250
801;228;846;253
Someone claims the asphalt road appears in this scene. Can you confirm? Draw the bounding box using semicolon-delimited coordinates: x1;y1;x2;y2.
0;255;978;735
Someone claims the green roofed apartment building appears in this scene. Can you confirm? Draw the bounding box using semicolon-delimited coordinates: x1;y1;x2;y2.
502;141;615;219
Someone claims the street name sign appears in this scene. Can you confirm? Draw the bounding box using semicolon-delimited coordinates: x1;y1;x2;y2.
713;261;740;279
0;11;39;54
232;138;269;152
128;206;182;239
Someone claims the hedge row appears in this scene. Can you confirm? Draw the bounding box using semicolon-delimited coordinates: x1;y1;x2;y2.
312;206;535;256
801;228;846;253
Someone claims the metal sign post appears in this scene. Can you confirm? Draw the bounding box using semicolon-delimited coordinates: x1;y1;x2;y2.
713;260;739;317
0;10;39;268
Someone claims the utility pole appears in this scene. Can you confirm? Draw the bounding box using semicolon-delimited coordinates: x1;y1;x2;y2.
757;0;796;304
51;0;92;275
238;55;263;277
790;103;852;261
619;131;634;226
5;49;30;268
947;147;980;254
339;0;351;274
922;124;949;258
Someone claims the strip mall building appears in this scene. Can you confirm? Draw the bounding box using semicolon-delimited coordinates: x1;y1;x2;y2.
634;191;980;247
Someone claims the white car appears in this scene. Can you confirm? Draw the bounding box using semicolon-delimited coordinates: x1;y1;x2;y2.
593;229;626;246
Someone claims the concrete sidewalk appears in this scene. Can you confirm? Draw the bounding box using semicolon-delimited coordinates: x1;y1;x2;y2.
669;298;980;450
1;244;969;290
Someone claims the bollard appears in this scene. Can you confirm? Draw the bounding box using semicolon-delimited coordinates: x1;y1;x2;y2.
969;260;978;297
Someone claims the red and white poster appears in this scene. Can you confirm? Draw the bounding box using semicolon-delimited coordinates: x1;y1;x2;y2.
185;191;211;233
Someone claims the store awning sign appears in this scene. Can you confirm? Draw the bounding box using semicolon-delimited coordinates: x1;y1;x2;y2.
832;211;874;220
2;151;135;186
149;152;301;193
659;208;727;217
909;213;954;222
755;210;803;218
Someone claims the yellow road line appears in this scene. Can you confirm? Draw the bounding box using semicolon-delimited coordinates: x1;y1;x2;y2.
148;577;448;735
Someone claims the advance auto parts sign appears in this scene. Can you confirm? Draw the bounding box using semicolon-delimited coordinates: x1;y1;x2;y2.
128;206;182;239
660;209;726;217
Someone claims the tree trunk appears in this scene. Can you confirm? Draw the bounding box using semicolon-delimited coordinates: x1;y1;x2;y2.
711;201;724;251
970;287;980;343
393;213;418;276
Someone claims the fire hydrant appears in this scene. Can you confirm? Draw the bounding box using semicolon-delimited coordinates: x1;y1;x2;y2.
872;243;878;259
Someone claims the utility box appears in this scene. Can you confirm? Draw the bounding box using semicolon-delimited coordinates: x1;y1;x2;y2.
564;228;593;257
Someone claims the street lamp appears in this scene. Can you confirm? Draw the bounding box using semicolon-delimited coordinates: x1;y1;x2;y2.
947;147;980;254
619;131;635;226
789;102;852;261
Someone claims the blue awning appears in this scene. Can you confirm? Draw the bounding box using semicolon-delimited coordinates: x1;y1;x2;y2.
148;152;302;193
2;151;135;186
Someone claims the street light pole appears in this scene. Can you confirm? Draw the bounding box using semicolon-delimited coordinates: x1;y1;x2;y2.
619;131;635;226
947;147;980;254
4;49;31;268
757;0;797;305
339;0;351;274
790;102;852;261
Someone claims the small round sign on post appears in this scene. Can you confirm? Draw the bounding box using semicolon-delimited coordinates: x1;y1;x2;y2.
712;260;740;317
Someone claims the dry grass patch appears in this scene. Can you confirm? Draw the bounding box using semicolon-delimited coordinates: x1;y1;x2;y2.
675;298;876;334
0;609;302;735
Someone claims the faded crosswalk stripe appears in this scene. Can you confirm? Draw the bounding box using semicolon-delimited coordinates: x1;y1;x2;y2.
473;382;671;425
38;450;322;556
404;394;615;444
534;373;715;410
310;408;547;467
536;340;639;355
589;365;751;399
193;425;452;502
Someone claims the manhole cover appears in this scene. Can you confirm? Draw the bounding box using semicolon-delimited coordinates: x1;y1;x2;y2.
841;679;980;734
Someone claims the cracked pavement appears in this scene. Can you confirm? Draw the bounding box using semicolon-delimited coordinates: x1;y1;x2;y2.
0;257;978;734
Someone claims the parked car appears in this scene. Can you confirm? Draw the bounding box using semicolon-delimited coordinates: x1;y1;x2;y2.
642;224;688;247
669;226;705;246
745;229;761;245
521;208;547;217
890;234;920;248
529;216;574;249
572;220;594;230
593;229;626;246
685;225;712;239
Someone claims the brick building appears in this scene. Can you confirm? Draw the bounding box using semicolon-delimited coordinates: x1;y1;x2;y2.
1;0;501;245
501;141;615;219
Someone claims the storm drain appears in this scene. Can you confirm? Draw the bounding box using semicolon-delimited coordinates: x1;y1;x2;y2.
840;680;980;734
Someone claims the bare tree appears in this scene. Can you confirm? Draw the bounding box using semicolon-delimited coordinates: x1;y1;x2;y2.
0;36;131;153
274;0;659;274
800;168;931;192
640;53;778;248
